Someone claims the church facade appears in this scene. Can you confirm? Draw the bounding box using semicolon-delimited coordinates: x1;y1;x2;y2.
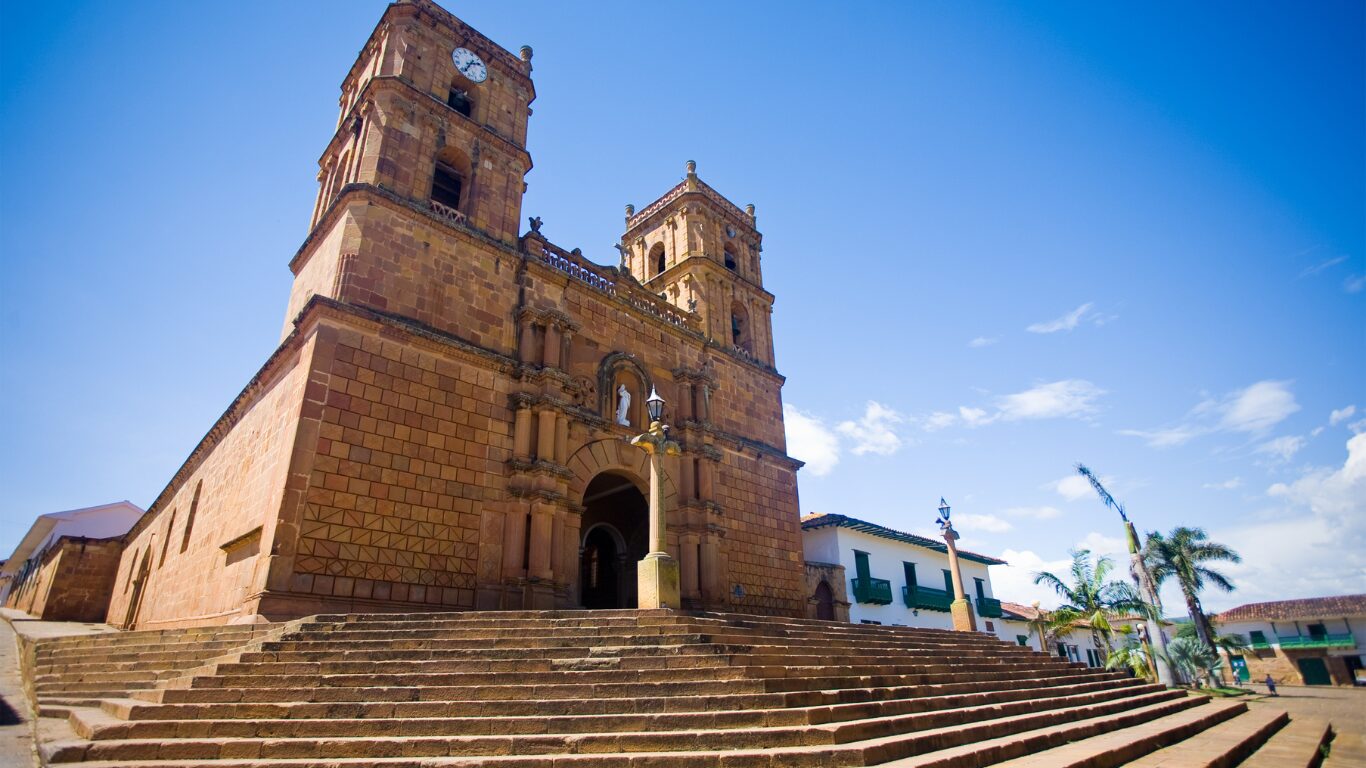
106;0;806;629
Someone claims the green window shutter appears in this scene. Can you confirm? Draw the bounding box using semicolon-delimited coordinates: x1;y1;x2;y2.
854;551;871;581
942;569;953;594
903;562;917;590
974;578;986;600
1017;635;1029;646
1249;630;1267;644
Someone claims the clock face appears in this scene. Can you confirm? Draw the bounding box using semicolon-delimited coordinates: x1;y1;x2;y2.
452;47;488;83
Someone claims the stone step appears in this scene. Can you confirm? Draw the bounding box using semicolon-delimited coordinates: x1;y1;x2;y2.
1122;704;1287;767
102;673;1144;722
1242;714;1334;768
879;694;1224;767
37;626;279;650
71;678;1153;741
173;658;1079;691
131;664;1108;705
45;687;1186;764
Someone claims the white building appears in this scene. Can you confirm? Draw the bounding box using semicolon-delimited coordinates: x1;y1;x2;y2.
1214;594;1365;687
994;600;1120;669
800;513;1008;633
0;501;144;604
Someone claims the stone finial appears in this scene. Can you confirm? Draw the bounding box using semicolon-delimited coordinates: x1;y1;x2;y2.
625;203;635;217
745;203;756;218
685;160;697;175
519;45;534;62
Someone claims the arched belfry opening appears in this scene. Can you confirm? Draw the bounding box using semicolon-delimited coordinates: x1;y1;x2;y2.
579;472;649;609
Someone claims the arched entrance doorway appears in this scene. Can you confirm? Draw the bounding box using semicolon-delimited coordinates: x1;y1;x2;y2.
813;580;835;621
579;472;648;608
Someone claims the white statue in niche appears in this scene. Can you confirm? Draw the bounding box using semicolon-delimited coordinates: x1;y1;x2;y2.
615;385;631;426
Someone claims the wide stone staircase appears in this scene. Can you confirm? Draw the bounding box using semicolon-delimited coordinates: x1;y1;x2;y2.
24;610;1331;767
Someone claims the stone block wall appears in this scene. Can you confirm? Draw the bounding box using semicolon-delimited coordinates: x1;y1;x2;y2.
803;561;850;623
5;536;124;622
106;337;314;630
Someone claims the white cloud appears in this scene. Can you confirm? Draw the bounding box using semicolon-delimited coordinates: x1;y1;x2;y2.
990;531;1130;609
1202;477;1242;491
968;336;999;348
1116;426;1205;448
1119;380;1299;449
958;406;993;427
1330;405;1357;426
1254;435;1305;463
1003;505;1063;520
783;404;840;476
1220;380;1299;433
1027;302;1094;334
1204;434;1366;610
956;513;1013;533
995;380;1104;421
1051;474;1095;502
1351;418;1366;434
836;401;904;456
1297;255;1346;278
922;411;958;431
1345;274;1365;294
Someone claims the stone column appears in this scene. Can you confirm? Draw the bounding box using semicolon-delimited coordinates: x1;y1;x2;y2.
527;502;554;581
543;324;562;369
700;534;721;602
631;420;681;610
698;459;715;501
536;408;556;462
518;317;538;363
555;415;569;464
680;532;700;601
513;405;532;461
502;508;527;578
943;528;978;632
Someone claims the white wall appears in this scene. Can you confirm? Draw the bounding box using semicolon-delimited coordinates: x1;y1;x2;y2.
818;526;997;632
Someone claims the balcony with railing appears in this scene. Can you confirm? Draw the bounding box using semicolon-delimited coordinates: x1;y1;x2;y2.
1276;633;1356;650
975;596;1003;618
903;585;953;612
851;577;893;605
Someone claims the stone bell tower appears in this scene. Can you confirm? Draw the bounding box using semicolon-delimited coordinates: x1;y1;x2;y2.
620;161;776;368
281;0;536;342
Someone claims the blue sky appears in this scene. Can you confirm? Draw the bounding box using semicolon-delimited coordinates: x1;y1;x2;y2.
1;1;1361;613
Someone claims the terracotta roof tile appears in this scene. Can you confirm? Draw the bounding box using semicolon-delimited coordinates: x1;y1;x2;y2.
1215;594;1366;623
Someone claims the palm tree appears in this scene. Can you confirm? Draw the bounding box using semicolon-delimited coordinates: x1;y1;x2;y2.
1159;635;1223;687
1034;549;1147;656
1144;528;1241;650
1106;634;1154;679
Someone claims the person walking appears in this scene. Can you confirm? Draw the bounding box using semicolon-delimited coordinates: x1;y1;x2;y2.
1264;674;1279;697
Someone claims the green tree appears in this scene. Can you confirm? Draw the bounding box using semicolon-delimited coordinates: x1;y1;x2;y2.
1106;634;1154;680
1144;527;1241;649
1159;635;1223;687
1033;549;1147;655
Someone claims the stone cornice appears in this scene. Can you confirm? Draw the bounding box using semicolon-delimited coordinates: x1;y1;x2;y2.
291;182;521;275
505;459;574;480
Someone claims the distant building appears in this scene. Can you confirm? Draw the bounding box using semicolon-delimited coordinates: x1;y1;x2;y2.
800;513;1007;632
1;502;143;621
994;601;1150;670
1214;594;1365;687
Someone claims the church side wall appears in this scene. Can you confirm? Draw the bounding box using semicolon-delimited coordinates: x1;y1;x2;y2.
282;209;362;341
106;341;313;629
261;314;515;617
715;448;805;615
21;537;125;622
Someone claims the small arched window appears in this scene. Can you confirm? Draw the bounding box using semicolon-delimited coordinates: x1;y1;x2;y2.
447;87;473;118
649;243;666;278
731;301;751;353
431;146;473;220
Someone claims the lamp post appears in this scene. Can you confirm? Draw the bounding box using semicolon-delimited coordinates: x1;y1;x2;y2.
630;387;682;609
937;498;978;632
